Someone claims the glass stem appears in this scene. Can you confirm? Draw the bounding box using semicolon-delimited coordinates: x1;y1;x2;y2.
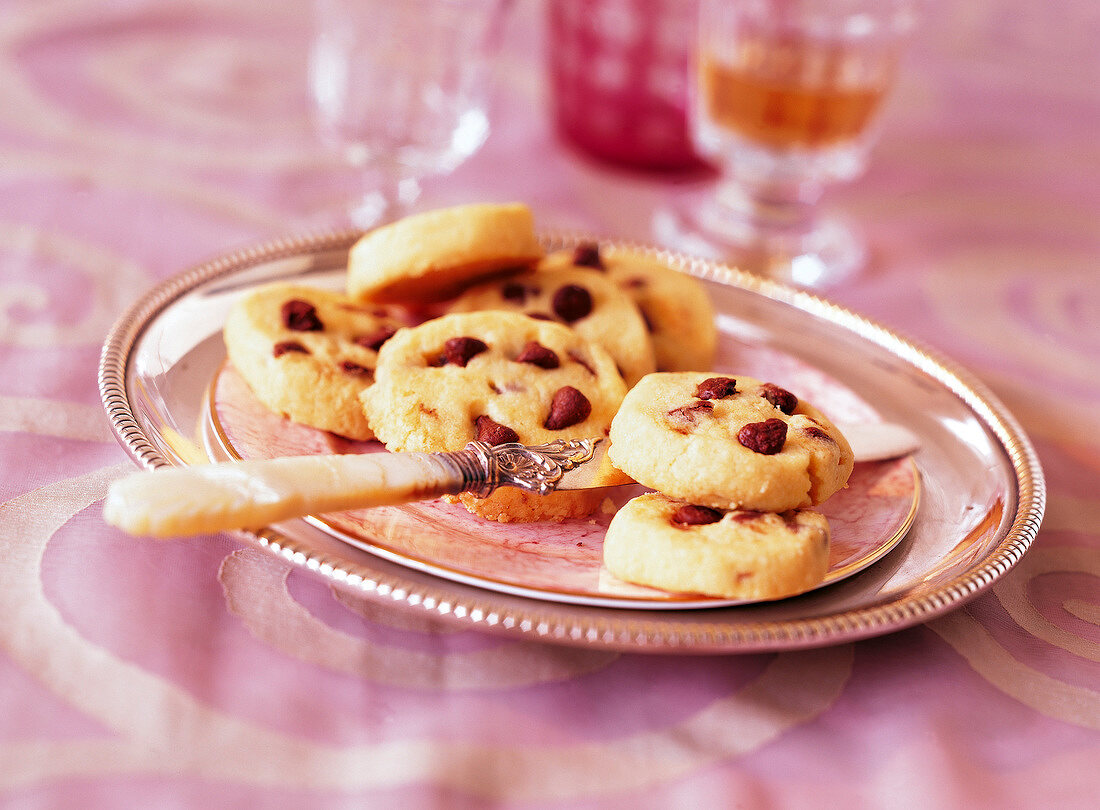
714;176;825;247
346;165;422;229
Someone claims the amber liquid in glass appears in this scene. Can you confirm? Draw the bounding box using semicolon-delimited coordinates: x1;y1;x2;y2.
701;36;894;149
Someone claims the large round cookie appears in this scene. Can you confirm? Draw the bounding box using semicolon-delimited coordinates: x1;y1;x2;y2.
539;243;717;373
608;372;854;512
448;265;657;387
362;311;630;521
223;283;405;440
602;492;830;600
347;202;543;304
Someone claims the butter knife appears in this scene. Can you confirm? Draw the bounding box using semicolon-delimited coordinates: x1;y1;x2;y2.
104;438;623;537
103;422;919;538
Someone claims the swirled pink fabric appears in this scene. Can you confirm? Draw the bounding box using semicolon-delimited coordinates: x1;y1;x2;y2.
0;0;1097;807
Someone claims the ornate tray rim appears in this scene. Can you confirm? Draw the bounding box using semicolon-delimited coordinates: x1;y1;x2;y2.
98;228;1046;653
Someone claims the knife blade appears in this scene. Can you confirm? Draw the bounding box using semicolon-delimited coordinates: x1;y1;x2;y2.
837;421;920;462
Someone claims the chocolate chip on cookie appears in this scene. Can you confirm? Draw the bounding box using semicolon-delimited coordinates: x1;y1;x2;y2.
802;425;837;443
475;415;520;446
551;284;593;323
502;281;539;304
339;361;372;376
544;386;591;430
281;300;323;332
515;341;560;369
572;242;604;270
731;510;767;525
758;382;798;415
738;418;787;455
671;504;724;526
272;340;309;358
695;376;737;400
443;336;489;367
355;325;398;352
665;400;714;433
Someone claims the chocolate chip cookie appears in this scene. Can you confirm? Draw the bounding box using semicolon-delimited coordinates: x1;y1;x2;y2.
602;492;830;599
607;372;854;512
362;311;630;521
539;243;717;373
347;202;544;304
223;283;404;440
448;265;657;387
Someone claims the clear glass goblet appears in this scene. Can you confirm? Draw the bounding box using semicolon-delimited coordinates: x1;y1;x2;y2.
655;0;917;287
309;0;508;229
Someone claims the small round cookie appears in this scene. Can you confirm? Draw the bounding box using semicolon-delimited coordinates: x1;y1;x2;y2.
223;283;404;441
540;243;717;372
347;202;544;304
362;311;630;521
448;265;657;387
608;372;854;512
602;492;830;600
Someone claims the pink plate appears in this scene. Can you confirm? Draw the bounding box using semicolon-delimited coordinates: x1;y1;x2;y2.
208;348;918;610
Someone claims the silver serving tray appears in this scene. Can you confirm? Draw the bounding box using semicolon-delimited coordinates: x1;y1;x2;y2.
98;230;1044;653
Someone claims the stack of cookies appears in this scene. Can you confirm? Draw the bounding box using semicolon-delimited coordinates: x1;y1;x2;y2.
604;372;853;600
222;201;853;601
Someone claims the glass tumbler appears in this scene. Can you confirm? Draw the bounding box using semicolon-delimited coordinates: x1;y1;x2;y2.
547;0;702;171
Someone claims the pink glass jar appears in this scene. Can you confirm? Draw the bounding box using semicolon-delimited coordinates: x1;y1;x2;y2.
547;0;703;171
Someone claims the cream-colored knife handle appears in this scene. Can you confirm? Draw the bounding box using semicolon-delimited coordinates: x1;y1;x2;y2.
104;438;607;538
103;451;468;538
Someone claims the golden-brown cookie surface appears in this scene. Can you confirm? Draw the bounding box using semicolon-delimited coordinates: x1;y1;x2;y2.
223;283;404;440
602;492;830;599
448;264;657;387
347;202;543;304
362;310;630;521
539;244;717;373
608;371;854;512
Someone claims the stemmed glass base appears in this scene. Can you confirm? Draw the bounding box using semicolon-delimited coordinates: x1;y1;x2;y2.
342;175;423;231
290;161;425;235
653;181;866;289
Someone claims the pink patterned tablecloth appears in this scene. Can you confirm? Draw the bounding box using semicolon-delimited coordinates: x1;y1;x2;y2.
1;0;1097;806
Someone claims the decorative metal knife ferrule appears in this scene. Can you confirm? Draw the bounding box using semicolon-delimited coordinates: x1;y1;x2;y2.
444;438;603;498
